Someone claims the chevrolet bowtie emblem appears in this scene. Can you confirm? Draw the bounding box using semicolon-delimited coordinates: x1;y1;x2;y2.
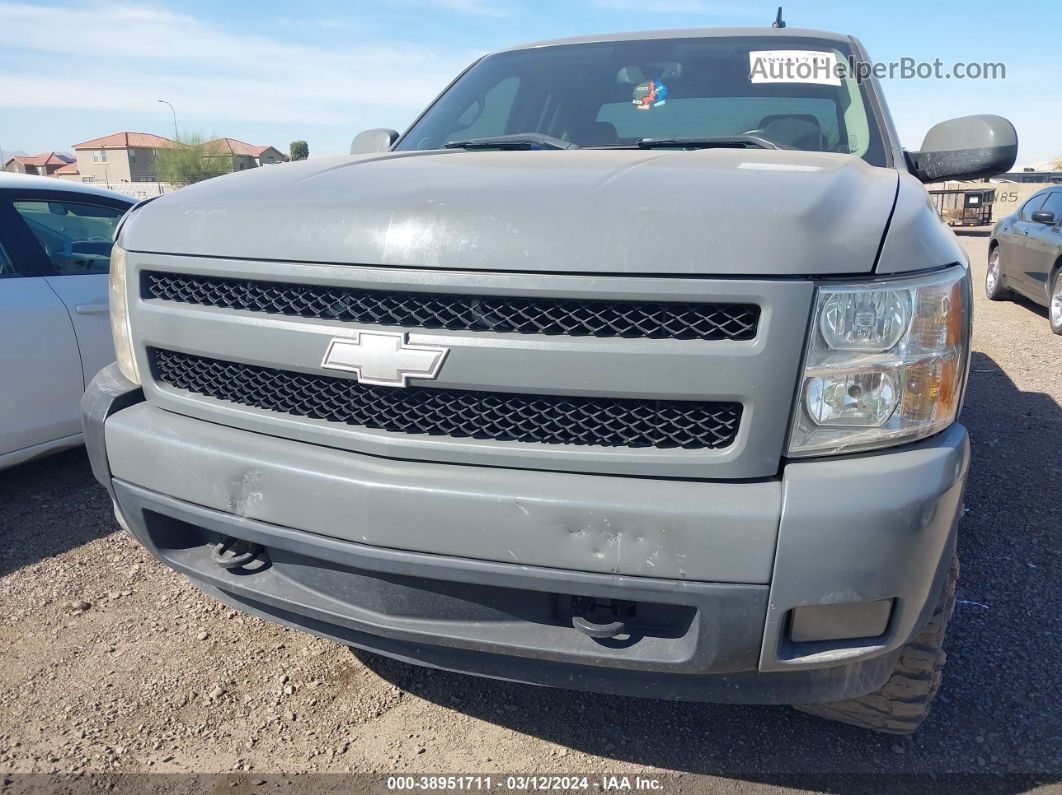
321;330;449;387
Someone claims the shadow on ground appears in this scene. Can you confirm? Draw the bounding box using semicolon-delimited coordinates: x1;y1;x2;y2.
355;351;1061;785
1009;294;1051;323
954;227;993;238
0;447;117;577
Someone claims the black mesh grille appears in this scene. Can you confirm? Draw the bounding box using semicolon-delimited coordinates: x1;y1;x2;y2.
151;349;741;450
143;272;759;341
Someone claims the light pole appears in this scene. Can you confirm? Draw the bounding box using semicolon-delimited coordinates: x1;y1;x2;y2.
157;99;178;140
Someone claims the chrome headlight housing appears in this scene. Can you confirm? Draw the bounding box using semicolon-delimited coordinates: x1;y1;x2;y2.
788;265;971;456
108;243;140;385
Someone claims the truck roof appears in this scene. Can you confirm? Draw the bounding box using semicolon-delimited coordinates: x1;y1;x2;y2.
494;27;853;55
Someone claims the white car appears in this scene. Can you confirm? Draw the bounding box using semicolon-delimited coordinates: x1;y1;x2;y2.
0;173;134;469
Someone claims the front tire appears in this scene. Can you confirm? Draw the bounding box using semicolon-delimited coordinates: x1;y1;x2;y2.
985;245;1009;300
792;553;958;734
1050;269;1062;335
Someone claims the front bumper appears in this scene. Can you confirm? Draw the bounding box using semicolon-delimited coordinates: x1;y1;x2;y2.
84;363;968;704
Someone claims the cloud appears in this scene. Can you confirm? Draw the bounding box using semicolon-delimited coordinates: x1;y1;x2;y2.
0;2;479;127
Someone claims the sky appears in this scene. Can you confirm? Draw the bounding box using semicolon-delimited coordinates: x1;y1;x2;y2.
0;0;1059;165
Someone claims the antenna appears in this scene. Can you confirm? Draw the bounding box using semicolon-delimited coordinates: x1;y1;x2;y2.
772;6;786;28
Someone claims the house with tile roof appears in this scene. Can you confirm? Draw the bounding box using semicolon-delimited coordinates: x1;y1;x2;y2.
62;132;288;184
54;162;81;179
206;138;289;171
2;152;75;177
70;131;177;184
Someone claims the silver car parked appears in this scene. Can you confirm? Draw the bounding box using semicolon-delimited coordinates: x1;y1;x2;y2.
0;174;133;468
987;185;1062;334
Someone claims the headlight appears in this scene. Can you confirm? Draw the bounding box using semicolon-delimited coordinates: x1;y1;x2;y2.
819;290;910;351
788;265;970;456
108;243;141;385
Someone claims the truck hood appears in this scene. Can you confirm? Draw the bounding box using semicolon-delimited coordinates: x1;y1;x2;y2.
123;148;899;276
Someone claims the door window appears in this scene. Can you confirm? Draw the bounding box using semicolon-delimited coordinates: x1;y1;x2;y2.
11;199;125;275
0;239;16;277
1019;193;1048;221
1037;191;1062;222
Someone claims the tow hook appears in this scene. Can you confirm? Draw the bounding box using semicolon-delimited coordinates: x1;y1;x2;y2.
570;596;636;639
212;537;264;570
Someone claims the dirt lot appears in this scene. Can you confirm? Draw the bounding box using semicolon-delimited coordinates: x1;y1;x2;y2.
1;232;1059;789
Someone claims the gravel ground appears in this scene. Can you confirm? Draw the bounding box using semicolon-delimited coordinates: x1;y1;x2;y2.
0;232;1059;790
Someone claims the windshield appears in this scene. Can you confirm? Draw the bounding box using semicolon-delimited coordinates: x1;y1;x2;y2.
397;35;889;165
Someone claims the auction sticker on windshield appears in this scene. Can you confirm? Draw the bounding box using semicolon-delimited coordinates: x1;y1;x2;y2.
632;79;668;110
749;50;841;86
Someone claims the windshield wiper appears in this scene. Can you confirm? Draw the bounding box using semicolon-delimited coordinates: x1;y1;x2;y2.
444;133;578;151
637;135;780;150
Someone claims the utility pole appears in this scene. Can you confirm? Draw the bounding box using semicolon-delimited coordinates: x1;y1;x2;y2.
157;99;178;140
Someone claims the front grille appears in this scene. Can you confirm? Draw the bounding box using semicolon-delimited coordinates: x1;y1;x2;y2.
143;272;760;341
151;349;742;450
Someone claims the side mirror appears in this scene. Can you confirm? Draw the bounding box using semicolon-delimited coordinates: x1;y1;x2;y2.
907;114;1017;183
1031;210;1056;225
350;128;399;155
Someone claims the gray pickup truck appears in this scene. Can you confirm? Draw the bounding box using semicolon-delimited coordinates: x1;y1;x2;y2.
84;27;1017;734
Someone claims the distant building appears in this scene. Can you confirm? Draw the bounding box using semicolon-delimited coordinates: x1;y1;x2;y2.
70;131;177;184
54;162;81;180
206;138;289;171
994;158;1062;184
2;152;74;177
994;171;1062;185
61;132;288;184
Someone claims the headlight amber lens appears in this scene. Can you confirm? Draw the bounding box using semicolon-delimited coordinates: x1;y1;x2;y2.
898;355;960;423
788;266;970;457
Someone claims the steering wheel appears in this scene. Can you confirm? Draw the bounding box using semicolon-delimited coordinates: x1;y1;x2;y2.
739;130;791;150
731;133;783;150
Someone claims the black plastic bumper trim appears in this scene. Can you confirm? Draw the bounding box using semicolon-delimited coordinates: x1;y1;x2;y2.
111;479;898;704
80;362;143;498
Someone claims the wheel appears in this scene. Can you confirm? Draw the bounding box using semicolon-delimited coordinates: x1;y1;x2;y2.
985;245;1010;300
792;552;958;734
1050;269;1062;335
